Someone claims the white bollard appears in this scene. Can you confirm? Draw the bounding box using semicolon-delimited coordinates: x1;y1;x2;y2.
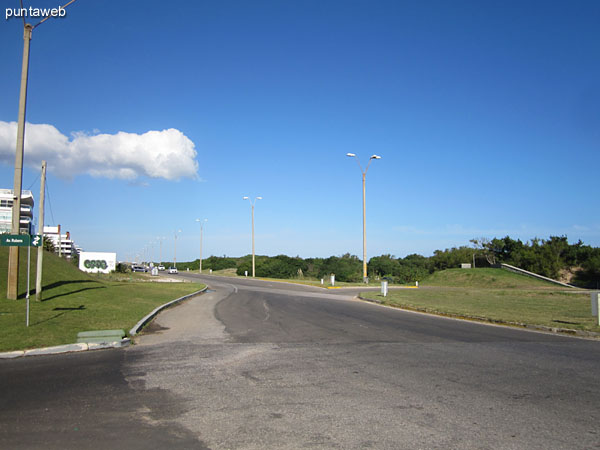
330;274;335;286
592;292;599;325
381;280;388;297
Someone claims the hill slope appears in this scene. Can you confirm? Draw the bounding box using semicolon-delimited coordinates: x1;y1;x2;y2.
421;267;560;289
0;246;94;299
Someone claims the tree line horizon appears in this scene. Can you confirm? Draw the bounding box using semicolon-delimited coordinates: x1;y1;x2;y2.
160;235;600;288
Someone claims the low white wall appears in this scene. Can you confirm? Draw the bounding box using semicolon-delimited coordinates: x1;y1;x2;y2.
79;251;117;274
501;263;574;288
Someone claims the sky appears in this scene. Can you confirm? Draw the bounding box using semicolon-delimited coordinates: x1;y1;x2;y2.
1;0;599;263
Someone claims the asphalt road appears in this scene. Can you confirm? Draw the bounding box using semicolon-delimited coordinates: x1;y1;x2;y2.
1;274;599;449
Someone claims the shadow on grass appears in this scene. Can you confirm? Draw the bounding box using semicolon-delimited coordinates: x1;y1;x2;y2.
15;280;102;300
42;279;101;291
42;285;106;302
31;309;82;326
53;305;85;311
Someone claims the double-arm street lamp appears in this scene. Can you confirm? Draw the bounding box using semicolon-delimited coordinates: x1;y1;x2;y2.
195;218;207;273
243;196;262;277
346;153;382;283
7;0;79;299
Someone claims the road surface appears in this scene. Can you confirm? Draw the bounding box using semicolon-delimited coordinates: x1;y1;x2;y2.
1;274;599;449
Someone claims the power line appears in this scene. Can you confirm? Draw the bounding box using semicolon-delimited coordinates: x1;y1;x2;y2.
45;179;56;226
26;173;40;191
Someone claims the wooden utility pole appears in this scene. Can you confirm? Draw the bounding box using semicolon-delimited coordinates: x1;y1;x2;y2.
7;24;33;300
35;161;46;301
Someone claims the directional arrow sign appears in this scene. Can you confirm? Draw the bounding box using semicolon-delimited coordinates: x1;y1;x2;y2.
31;235;42;247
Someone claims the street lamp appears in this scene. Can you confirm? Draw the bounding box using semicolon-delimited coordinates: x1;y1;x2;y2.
7;0;80;299
346;153;382;283
173;229;181;269
157;236;166;268
243;196;262;277
195;218;207;273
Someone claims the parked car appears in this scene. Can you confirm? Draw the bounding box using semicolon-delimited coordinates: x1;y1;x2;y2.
158;265;166;271
168;267;178;274
131;265;146;272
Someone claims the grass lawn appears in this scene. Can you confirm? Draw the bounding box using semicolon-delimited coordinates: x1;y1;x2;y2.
0;247;204;352
360;268;600;333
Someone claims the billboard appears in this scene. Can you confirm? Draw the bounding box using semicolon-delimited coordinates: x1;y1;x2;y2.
79;251;117;274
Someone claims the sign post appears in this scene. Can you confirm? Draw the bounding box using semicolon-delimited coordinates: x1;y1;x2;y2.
1;235;42;326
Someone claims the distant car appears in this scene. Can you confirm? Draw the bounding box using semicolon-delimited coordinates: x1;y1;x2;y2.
168;267;178;274
131;265;146;272
158;265;166;271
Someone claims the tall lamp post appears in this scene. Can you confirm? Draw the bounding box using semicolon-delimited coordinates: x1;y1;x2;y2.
195;218;207;273
243;196;262;277
346;153;381;283
157;236;165;267
7;0;79;300
173;229;181;269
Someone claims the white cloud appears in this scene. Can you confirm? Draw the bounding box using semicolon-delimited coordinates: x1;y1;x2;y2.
0;121;198;180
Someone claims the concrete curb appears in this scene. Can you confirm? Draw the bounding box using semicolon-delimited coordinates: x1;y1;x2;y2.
358;295;600;339
0;287;207;360
0;339;131;360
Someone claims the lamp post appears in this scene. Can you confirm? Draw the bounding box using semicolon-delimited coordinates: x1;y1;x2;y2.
243;196;262;277
157;236;165;268
6;0;79;299
173;229;181;269
195;218;207;273
346;153;381;283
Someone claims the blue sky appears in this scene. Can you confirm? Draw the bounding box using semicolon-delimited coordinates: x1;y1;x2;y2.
1;0;599;263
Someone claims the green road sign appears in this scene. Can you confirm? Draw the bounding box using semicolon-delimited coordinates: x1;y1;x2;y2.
0;234;42;247
1;234;30;247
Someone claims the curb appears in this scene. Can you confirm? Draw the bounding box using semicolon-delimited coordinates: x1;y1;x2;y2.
0;287;207;360
358;296;600;339
0;339;131;360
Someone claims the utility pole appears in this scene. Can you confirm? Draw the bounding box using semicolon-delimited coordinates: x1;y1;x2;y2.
6;0;79;298
35;161;46;301
7;24;33;300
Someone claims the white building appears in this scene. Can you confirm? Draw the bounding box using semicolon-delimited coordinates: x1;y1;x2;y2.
43;225;80;259
0;188;34;234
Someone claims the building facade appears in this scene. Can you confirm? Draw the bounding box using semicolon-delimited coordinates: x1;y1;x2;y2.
0;188;34;234
43;225;80;260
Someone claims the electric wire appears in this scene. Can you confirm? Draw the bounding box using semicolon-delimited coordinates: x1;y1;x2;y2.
26;173;40;191
45;179;56;226
32;0;80;29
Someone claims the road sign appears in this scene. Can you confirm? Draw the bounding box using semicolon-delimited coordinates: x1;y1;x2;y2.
31;235;42;247
1;234;30;247
0;234;42;247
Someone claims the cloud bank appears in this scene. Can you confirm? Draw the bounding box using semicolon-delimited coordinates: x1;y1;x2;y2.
0;121;198;180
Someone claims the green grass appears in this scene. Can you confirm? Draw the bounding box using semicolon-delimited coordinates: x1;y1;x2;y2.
421;268;558;289
361;268;599;333
0;247;204;352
